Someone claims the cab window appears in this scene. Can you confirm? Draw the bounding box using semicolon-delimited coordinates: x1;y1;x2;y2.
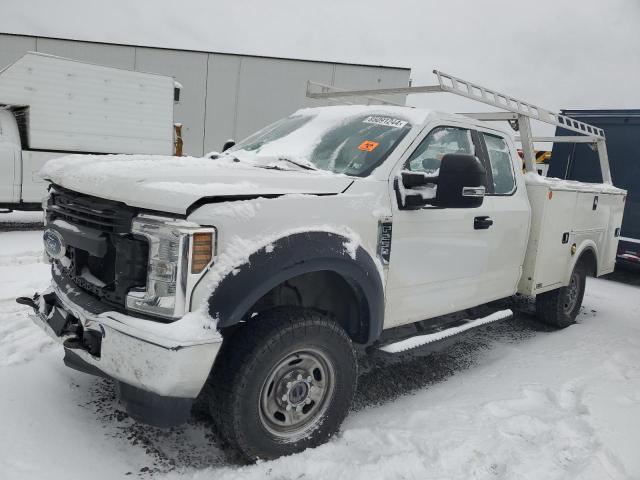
405;126;474;173
482;133;516;194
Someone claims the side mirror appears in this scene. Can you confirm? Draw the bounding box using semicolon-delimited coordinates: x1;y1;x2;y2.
433;153;486;208
395;172;437;210
401;171;430;188
222;139;236;152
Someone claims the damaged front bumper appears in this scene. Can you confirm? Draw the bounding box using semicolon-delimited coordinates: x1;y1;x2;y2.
20;273;222;427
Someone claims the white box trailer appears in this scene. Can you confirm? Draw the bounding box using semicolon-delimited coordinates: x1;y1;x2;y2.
0;52;179;210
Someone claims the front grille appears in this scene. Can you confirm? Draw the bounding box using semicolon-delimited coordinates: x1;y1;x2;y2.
47;185;148;308
48;186;135;233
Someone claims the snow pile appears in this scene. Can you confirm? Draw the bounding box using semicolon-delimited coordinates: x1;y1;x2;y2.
0;231;53;367
524;172;626;194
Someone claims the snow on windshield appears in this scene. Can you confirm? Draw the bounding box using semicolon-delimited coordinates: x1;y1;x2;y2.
228;105;429;176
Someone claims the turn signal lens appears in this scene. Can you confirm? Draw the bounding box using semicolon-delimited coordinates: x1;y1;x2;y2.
191;232;213;273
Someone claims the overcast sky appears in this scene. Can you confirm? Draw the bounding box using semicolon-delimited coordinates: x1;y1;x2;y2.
2;0;639;121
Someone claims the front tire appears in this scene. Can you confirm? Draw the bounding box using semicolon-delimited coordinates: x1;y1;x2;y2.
535;261;587;328
207;307;357;461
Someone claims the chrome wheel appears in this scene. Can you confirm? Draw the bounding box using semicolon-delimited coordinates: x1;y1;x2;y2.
563;271;580;314
258;348;335;440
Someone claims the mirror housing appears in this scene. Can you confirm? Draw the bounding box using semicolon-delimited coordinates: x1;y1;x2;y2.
222;139;236;152
433;153;486;208
401;171;430;189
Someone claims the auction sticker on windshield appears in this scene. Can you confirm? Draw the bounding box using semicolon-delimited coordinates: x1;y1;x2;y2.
358;140;380;152
363;116;408;129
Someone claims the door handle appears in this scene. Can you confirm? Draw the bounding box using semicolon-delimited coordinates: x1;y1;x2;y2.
474;216;493;230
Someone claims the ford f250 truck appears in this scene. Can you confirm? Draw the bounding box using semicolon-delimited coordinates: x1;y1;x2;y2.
19;70;626;461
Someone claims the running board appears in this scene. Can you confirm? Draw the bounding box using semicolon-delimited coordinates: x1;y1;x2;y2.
379;309;513;354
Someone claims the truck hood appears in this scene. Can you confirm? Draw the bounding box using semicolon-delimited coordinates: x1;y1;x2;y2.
40;154;354;214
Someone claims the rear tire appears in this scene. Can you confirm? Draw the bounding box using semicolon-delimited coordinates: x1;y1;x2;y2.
207;307;357;461
535;261;587;328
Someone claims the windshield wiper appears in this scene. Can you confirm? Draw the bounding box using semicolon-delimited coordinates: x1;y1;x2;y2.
277;157;318;171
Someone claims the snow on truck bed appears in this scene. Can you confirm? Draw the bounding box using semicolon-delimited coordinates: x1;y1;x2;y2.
524;172;626;194
2;229;640;480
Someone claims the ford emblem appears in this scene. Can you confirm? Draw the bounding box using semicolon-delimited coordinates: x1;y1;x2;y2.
43;228;66;260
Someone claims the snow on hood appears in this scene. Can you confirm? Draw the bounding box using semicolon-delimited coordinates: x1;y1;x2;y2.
40;154;354;214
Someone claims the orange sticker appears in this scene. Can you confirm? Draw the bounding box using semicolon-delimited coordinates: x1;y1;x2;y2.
358;140;379;152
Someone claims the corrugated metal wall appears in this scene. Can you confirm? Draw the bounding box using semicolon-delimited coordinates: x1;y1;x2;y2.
0;33;411;156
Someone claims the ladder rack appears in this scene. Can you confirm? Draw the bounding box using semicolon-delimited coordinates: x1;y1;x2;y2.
306;69;612;184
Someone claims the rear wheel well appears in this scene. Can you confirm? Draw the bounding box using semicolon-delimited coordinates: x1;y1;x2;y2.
577;248;597;276
220;271;371;344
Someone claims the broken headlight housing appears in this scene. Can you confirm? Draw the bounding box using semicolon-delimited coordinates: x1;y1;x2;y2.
126;215;216;319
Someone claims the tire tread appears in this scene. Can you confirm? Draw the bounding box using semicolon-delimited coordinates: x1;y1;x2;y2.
206;307;357;460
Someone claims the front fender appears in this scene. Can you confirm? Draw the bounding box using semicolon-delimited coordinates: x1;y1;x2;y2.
192;231;385;343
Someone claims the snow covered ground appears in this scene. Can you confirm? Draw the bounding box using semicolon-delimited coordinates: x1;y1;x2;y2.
1;228;639;480
0;211;44;224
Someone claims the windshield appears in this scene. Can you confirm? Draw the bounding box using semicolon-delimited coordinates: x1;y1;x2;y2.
228;106;416;176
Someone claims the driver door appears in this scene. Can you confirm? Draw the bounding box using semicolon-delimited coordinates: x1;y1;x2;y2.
384;124;496;328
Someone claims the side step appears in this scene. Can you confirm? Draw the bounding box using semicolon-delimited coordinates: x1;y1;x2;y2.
379;309;513;354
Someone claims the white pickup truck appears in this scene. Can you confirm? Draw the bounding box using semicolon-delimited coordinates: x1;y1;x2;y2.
0;52;179;211
20;71;625;461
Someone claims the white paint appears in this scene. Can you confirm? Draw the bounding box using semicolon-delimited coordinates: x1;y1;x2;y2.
385;127;530;327
518;182;626;295
0;53;175;154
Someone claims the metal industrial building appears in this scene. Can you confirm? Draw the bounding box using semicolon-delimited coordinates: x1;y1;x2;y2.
0;33;411;157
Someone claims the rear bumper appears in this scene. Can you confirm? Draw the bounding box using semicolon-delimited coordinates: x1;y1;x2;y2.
25;275;222;425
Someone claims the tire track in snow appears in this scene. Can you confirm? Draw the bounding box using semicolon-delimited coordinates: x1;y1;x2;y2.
483;383;598;478
482;379;632;480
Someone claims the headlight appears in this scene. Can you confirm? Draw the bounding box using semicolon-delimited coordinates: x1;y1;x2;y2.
126;215;216;319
